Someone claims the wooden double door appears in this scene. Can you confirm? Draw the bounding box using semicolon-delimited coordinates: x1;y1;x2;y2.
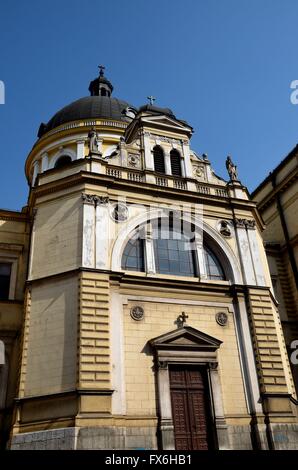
169;366;214;450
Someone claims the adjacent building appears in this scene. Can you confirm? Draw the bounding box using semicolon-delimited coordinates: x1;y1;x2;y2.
252;147;298;395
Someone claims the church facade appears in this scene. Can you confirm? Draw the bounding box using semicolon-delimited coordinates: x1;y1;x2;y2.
1;68;298;450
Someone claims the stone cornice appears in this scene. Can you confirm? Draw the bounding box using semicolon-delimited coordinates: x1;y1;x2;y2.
0;210;29;223
29;170;258;216
254;170;298;212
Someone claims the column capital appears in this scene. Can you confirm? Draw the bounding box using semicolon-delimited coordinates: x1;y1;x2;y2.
209;361;219;370
234;218;256;229
157;360;168;370
81;193;109;206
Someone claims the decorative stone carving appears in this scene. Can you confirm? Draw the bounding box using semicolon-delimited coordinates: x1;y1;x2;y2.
234;218;256;229
157;360;168;369
81;193;109;206
218;220;232;237
128;154;140;168
234;218;246;228
144;131;181;146
215;311;228;326
130;305;144;321
193;165;205;180
157;136;181;145
88;128;102;156
110;203;129;222
123;106;137;119
226;156;238;181
209;361;219;370
245;219;256;230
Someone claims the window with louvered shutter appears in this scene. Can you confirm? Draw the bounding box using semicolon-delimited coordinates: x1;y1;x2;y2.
153;146;165;173
170;150;182;177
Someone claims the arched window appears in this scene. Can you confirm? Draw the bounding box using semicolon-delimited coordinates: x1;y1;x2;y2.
203;246;225;280
121;220;227;280
170;149;182;177
121;234;145;272
153;146;165;174
153;219;197;277
54;155;72;169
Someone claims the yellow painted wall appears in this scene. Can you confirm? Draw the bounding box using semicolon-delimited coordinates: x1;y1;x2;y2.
24;275;78;396
123;299;248;418
30;195;82;279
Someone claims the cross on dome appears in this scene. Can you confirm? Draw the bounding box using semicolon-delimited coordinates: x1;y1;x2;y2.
147;95;156;105
98;65;106;77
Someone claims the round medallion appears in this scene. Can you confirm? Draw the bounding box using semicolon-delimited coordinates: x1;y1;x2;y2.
216;311;228;326
218;220;232;238
110;203;128;222
128;154;139;167
194;166;204;178
130;306;144;321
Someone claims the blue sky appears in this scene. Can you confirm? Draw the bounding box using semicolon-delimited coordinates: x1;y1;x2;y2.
0;0;297;210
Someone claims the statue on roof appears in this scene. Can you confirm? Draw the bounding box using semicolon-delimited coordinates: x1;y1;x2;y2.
226;156;238;181
88;128;101;156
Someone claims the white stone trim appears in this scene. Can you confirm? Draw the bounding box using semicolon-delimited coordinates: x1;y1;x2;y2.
232;298;263;414
144;223;156;274
110;292;126;415
124;295;234;310
181;140;193;178
49;147;77;169
234;226;256;285
164;150;172;175
95;203;109;269
195;233;208;279
76;140;85;160
247;229;266;286
82;203;95;268
41;153;49;172
143;132;154;171
32;160;39;186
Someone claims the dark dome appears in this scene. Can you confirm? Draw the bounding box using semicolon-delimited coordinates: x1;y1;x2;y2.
38;95;133;137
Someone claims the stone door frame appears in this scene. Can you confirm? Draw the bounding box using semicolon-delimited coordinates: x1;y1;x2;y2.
149;326;229;450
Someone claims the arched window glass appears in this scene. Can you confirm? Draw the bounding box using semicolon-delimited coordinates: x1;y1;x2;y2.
121;219;227;280
54;155;72;169
203;246;225;280
153;146;165;174
170;149;182;177
153;220;197;277
121;234;145;272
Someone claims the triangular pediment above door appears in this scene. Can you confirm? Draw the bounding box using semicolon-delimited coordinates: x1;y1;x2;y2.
149;325;222;352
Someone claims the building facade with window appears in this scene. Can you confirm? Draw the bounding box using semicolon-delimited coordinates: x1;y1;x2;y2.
1;69;298;450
